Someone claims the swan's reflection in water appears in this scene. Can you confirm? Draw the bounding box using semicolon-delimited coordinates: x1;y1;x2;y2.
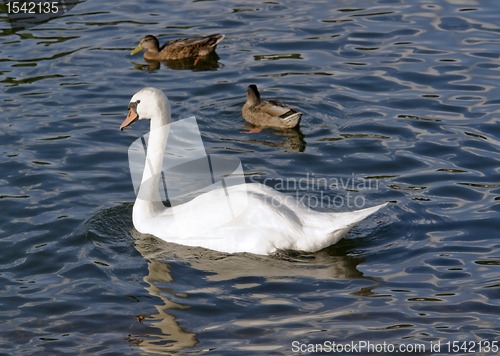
130;229;376;353
128;248;198;353
133;52;223;72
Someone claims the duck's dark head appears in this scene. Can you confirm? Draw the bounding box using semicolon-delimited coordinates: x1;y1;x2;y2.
131;35;160;55
246;84;261;105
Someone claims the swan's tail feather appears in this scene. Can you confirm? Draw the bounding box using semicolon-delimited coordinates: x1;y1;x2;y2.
299;202;388;252
336;202;388;226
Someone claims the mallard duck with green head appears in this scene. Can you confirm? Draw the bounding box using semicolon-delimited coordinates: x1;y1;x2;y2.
242;85;302;130
131;34;225;61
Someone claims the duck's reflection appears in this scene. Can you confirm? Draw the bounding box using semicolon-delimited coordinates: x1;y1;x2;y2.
133;52;223;72
130;230;377;353
237;125;307;153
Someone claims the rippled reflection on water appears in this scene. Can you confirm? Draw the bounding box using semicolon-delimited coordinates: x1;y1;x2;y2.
1;0;500;354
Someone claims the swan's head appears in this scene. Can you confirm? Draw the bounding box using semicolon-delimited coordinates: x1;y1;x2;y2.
246;84;261;106
120;87;171;131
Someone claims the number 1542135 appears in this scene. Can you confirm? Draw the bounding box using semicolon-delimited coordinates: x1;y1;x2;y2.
6;2;60;14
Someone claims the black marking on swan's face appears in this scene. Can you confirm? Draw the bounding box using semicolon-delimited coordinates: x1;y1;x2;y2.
120;100;141;131
128;100;140;113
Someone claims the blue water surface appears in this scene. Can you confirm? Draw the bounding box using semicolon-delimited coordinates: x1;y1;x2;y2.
1;0;500;354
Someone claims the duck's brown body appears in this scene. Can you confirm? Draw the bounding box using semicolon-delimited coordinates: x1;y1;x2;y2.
131;34;225;61
242;85;302;129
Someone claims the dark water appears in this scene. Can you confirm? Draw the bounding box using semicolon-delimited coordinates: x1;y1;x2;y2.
2;0;500;354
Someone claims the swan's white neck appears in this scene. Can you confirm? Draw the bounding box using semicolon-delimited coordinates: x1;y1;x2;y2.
135;101;171;216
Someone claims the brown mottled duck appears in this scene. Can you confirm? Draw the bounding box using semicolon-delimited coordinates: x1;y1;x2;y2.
242;84;302;130
131;34;225;62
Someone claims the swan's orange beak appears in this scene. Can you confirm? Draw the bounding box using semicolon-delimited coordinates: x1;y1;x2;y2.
120;107;139;131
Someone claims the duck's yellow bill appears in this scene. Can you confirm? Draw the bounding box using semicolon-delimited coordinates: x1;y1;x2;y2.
130;44;143;55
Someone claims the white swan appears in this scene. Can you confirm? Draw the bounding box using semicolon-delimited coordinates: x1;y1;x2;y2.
120;88;387;255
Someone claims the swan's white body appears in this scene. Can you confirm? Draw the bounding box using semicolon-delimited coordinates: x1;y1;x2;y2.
121;88;387;255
